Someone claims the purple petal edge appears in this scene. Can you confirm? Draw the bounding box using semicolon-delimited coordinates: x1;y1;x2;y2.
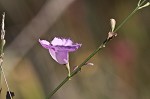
39;39;50;49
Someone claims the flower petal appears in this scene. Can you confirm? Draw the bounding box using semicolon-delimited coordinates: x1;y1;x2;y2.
39;39;50;49
51;37;74;46
62;39;73;46
48;49;57;63
51;37;63;46
49;49;69;64
39;37;81;65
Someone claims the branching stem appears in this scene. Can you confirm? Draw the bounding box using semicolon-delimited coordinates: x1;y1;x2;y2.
46;0;150;98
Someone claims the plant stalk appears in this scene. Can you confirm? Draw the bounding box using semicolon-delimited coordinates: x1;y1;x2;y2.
46;0;149;98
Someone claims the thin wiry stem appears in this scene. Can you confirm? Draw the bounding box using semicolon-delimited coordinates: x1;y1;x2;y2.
0;66;13;99
0;12;5;97
46;0;150;98
114;0;147;32
138;0;142;6
0;13;13;99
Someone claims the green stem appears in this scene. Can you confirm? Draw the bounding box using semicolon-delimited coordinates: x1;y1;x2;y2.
70;43;105;77
46;1;148;98
46;76;69;99
114;7;139;32
46;40;107;99
114;0;146;32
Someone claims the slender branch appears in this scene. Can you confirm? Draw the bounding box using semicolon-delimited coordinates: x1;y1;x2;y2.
114;0;147;32
46;0;149;98
46;76;69;99
46;40;106;99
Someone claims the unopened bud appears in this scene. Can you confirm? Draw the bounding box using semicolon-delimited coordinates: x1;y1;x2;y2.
110;19;116;32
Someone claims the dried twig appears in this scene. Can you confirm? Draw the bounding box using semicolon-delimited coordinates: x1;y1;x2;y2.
0;13;14;99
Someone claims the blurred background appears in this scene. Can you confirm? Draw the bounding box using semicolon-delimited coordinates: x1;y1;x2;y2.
0;0;150;99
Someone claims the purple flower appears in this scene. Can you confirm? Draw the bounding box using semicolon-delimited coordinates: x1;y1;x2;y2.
39;37;81;64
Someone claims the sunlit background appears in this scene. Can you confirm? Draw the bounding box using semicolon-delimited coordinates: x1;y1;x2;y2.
0;0;150;99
